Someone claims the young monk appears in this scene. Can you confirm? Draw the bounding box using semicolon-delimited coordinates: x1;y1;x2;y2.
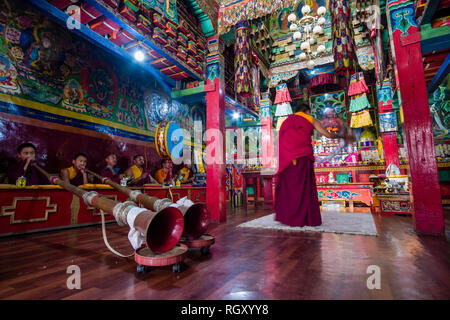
275;103;354;227
124;154;157;186
100;154;123;183
60;153;89;186
175;162;195;184
7;142;49;186
154;158;174;184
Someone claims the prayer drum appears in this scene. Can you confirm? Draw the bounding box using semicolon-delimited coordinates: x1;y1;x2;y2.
155;121;184;160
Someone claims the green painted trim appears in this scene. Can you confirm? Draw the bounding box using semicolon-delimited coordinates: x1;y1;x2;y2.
185;0;215;37
420;24;450;40
171;81;205;98
200;20;215;37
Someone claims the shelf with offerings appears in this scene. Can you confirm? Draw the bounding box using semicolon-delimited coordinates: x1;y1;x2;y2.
314;163;387;172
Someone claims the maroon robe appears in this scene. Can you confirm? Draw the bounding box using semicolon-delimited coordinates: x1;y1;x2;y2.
68;170;85;186
275;113;322;227
100;166;121;183
7;160;49;186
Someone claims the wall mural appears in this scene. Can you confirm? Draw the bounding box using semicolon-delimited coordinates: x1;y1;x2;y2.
141;0;178;24
310;90;347;138
430;86;450;141
0;0;205;143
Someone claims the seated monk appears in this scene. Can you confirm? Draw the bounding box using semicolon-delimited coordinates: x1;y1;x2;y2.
175;162;195;184
60;153;89;186
154;158;175;185
7;142;49;186
100;154;123;183
124;155;157;186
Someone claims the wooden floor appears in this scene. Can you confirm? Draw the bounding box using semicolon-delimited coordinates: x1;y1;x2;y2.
1;205;449;300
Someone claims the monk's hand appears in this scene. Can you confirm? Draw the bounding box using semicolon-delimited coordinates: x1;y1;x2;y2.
24;157;32;171
292;159;297;166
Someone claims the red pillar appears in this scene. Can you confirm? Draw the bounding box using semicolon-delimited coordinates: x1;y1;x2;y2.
387;1;444;234
260;91;275;207
236;128;243;165
205;35;226;223
260;91;274;168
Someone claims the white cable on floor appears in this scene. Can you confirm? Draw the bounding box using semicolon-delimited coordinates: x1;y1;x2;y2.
100;210;134;258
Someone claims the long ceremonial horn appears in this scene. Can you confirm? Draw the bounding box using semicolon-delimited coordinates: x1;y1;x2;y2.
86;169;210;240
33;164;184;253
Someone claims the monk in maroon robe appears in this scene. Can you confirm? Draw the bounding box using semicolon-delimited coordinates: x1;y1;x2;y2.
100;154;123;183
7;142;49;186
275;104;353;227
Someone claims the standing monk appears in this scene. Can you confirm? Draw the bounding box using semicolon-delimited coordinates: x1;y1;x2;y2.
275;103;353;227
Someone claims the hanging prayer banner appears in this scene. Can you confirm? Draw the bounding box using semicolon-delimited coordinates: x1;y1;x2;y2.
356;45;375;71
235;22;252;98
331;0;357;75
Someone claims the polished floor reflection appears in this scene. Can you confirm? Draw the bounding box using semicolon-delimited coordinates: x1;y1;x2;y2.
0;205;449;299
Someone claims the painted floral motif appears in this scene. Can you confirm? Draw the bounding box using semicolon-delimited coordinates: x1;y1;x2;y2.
356;46;375;71
0;53;20;94
124;113;134;125
9;46;24;60
119;98;129;111
136;116;145;129
389;3;417;36
62;78;86;113
5;27;20;44
130;103;140;116
318;189;360;200
117;111;124;122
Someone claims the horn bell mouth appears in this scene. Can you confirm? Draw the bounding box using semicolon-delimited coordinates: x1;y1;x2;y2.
136;207;184;253
183;203;210;240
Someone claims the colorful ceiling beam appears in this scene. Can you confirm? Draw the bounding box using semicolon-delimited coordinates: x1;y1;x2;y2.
28;0;175;94
84;0;203;81
420;23;450;54
427;53;450;93
218;0;298;34
418;0;440;25
186;0;219;36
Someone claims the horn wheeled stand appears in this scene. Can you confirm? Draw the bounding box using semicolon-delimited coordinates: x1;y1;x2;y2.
135;243;189;273
179;234;215;256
